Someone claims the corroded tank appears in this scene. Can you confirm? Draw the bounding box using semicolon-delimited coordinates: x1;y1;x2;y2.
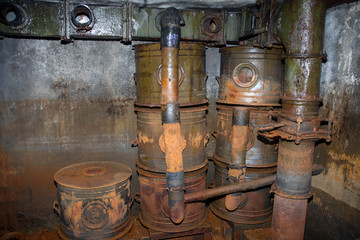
134;43;207;107
135;106;208;172
54;161;132;240
210;159;276;225
214;104;278;167
217;46;284;106
137;164;208;232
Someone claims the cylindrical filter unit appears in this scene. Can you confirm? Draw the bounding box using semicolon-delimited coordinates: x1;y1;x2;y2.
214;104;278;167
210;159;276;225
54;161;132;240
134;42;207;107
137;164;208;232
217;46;284;106
135;106;208;172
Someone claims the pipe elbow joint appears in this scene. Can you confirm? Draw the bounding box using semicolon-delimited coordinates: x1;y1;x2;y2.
166;171;185;224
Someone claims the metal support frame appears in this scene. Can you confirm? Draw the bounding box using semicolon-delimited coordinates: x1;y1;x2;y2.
0;0;283;45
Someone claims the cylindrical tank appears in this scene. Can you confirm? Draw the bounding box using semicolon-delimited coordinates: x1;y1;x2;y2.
134;43;207;107
210;159;275;225
135;106;208;172
137;164;207;232
217;46;284;106
214;104;278;167
54;161;132;240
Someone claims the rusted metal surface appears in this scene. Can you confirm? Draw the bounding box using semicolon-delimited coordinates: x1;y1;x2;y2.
54;161;133;239
135;106;208;172
210;159;275;225
137;165;207;233
225;107;250;211
217;46;284;106
242;227;271;240
160;123;186;224
267;0;329;239
273;141;314;198
184;171;275;203
214;105;278;167
271;195;307;240
134;42;207;107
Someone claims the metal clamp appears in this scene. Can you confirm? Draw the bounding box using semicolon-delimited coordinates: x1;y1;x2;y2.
53;201;60;216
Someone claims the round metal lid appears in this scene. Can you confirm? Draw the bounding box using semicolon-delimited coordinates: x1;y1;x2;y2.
54;161;132;189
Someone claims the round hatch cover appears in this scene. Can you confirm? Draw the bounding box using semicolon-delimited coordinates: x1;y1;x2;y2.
54;161;132;189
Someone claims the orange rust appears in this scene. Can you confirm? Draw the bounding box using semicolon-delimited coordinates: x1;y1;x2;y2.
160;123;186;173
161;47;180;104
230;125;248;161
271;195;308;240
54;162;132;239
137;131;154;144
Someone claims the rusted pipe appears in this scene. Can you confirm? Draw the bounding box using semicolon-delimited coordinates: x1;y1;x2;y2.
184;174;276;203
225;107;250;211
271;0;327;239
271;195;308;240
160;7;186;224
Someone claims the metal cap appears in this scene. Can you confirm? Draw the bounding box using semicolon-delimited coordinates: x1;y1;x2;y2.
54;161;132;189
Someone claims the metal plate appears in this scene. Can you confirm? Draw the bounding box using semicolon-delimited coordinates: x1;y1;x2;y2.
54;161;132;189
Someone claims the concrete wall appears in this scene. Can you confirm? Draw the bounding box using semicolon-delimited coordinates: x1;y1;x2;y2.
306;2;360;239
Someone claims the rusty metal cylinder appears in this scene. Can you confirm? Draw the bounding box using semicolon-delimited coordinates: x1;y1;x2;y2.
210;159;275;225
137;165;208;232
214;104;278;167
134;43;207;107
271;195;308;240
53;161;133;240
275;141;314;197
217;46;284;106
135;106;208;173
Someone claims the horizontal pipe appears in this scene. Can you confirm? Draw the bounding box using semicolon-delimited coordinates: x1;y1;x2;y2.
184;174;276;203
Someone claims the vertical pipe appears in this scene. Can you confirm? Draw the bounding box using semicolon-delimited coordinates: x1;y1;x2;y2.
271;0;326;239
225;107;250;211
160;7;186;224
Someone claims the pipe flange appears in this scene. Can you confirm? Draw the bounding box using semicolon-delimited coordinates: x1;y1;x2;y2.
270;184;313;200
71;4;95;31
282;52;327;62
0;2;29;29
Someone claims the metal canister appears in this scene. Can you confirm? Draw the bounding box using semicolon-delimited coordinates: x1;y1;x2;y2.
135;106;208;172
54;161;132;240
137;164;207;232
210;159;275;225
214;104;278;167
134;43;207;107
217;46;284;106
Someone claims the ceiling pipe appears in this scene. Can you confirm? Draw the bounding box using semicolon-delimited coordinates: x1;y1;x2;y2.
159;7;186;224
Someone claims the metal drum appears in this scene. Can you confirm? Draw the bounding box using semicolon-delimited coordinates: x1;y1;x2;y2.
135;106;208;172
210;159;275;225
217;46;284;106
134;43;207;107
214;104;278;167
54;161;132;240
137;164;207;232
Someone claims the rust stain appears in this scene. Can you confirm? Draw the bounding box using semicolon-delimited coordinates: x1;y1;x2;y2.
138;131;154;144
161;123;186;173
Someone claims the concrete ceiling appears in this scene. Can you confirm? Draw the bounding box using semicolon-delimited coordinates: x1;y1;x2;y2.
129;0;257;9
